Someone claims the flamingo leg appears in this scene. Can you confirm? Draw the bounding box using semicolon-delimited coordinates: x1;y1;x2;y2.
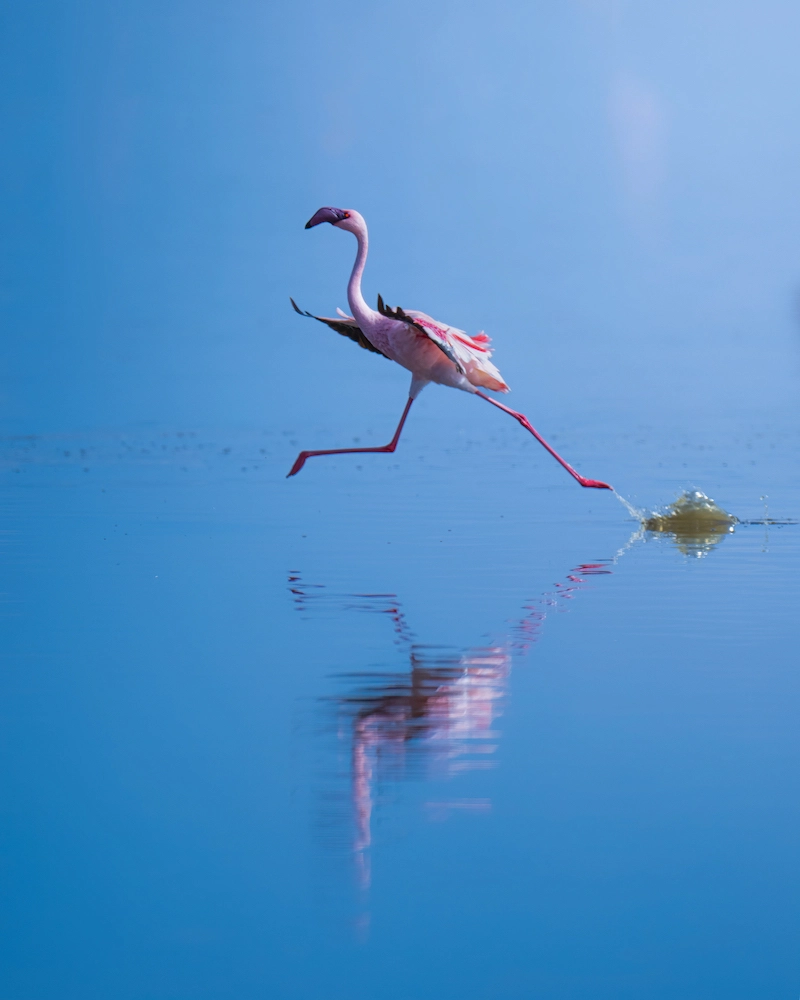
474;391;612;490
287;397;415;478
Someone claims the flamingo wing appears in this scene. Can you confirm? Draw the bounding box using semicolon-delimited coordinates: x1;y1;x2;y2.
290;298;389;358
377;295;508;391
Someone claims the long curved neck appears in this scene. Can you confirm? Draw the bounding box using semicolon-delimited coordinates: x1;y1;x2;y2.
346;225;374;327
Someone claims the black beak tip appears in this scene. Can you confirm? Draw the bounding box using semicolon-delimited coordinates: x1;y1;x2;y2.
305;207;347;230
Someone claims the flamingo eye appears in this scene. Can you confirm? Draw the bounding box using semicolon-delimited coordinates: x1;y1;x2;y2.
343;211;350;218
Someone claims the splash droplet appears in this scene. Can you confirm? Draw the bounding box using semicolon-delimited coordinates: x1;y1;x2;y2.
613;491;642;519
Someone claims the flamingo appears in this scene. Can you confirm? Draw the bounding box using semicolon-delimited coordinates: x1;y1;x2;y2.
288;207;612;490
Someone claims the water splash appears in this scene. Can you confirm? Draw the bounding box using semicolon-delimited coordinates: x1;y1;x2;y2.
643;490;737;531
613;491;643;520
614;488;795;556
642;490;737;558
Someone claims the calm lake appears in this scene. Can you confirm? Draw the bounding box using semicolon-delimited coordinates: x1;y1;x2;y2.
3;409;799;999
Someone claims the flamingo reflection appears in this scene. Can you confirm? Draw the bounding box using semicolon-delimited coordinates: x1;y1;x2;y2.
289;503;752;901
289;558;614;888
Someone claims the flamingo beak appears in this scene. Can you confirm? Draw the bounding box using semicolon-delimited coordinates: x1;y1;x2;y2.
305;207;348;229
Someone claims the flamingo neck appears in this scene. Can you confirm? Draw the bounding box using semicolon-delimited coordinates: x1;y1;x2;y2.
346;225;374;327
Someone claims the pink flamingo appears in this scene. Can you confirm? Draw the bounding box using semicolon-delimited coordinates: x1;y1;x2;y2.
288;207;612;490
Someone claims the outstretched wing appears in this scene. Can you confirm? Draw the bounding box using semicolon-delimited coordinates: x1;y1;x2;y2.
290;298;389;358
377;295;508;391
377;294;465;372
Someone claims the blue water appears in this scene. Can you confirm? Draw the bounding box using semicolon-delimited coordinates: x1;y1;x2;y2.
3;421;799;998
3;2;800;998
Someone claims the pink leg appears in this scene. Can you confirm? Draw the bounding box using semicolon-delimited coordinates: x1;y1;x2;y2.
287;397;414;477
475;391;613;490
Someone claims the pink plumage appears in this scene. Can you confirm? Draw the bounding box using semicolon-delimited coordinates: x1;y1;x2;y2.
288;207;611;490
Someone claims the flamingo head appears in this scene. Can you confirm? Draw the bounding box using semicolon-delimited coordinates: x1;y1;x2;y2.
305;207;364;235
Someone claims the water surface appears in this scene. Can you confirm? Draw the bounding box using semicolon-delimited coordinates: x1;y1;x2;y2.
2;418;799;999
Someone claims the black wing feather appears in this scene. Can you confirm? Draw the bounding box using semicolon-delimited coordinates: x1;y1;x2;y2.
376;294;465;373
290;298;388;358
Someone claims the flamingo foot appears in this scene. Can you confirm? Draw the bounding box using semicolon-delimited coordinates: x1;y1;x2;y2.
577;478;614;490
287;446;392;477
287;452;312;477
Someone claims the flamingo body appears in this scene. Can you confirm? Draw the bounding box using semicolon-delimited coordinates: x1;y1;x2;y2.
288;207;612;490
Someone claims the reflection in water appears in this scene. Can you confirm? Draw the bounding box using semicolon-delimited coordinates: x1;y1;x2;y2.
289;494;784;900
347;646;508;889
289;557;615;889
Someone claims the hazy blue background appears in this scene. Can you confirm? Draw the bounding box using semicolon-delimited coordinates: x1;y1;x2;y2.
3;0;800;435
2;2;800;999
